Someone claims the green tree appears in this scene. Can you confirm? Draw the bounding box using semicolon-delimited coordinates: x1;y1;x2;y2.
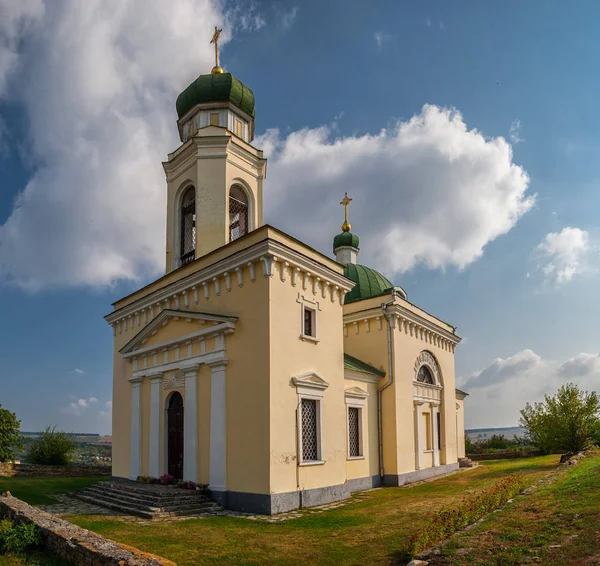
519;383;600;454
0;406;22;463
26;427;76;465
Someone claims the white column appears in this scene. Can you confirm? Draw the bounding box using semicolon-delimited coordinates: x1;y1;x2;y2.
432;403;440;467
148;373;163;478
414;401;424;470
129;378;143;480
209;362;227;492
183;365;200;482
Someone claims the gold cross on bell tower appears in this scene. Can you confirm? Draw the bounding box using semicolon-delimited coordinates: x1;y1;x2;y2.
210;26;224;74
340;192;353;232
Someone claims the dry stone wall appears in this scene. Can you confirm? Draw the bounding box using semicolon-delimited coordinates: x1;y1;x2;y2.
0;492;175;566
0;463;110;477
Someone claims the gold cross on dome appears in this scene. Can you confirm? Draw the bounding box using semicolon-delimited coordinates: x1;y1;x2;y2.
210;26;224;74
340;192;352;232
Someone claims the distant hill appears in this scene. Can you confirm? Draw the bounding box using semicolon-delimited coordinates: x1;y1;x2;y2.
22;432;100;437
466;426;526;440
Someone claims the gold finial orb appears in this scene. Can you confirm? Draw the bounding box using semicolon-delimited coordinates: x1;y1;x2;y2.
340;193;353;232
210;26;224;75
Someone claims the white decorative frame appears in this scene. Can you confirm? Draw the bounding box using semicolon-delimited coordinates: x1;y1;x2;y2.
228;180;255;240
297;293;320;343
172;181;196;271
292;372;328;465
345;386;368;460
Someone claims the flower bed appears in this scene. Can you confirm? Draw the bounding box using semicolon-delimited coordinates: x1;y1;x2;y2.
406;473;527;557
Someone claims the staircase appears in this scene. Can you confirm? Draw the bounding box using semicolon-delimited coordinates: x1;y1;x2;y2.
72;481;222;520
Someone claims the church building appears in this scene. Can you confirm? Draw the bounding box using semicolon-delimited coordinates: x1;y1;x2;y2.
106;31;466;515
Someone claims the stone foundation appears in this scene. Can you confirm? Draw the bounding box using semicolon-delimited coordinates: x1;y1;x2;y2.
0;463;111;477
0;492;174;565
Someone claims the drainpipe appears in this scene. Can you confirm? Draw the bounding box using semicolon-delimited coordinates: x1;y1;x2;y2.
378;290;398;481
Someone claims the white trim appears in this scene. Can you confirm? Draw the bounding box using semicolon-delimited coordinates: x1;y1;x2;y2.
148;373;163;478
414;401;424;470
346;403;365;460
343;370;381;384
344;386;369;404
297;396;323;464
172;182;196;271
292;372;329;394
130;350;227;380
432;404;440;467
106;237;354;327
209;363;227;492
183;365;199;482
129;379;143;480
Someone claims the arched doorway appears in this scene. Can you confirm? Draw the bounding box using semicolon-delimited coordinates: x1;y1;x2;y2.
167;392;184;478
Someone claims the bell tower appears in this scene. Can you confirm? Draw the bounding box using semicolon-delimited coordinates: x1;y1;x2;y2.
163;27;267;273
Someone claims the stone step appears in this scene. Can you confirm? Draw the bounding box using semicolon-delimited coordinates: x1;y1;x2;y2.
76;489;216;514
72;492;220;520
83;484;209;507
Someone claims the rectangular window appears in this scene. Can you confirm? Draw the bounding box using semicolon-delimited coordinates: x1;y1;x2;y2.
235;119;243;137
301;398;319;462
210;113;219;126
303;307;315;337
348;407;362;458
423;412;432;451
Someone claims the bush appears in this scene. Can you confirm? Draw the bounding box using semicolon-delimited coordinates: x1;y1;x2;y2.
405;473;526;557
0;520;42;554
26;427;76;465
0;406;22;463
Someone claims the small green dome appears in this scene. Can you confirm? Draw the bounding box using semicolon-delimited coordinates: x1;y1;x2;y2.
176;73;255;120
333;232;359;253
343;264;394;304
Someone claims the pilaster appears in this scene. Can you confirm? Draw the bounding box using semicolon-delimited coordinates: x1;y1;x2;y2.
414;401;424;471
209;361;227;492
432;403;440;467
183;364;200;482
148;373;164;478
129;377;144;480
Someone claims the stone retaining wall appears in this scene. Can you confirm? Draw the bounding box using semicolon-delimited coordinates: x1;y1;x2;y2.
467;451;543;461
0;463;111;477
0;492;175;566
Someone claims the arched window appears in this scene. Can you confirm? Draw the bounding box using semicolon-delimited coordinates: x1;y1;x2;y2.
180;187;196;266
416;365;435;385
229;185;248;242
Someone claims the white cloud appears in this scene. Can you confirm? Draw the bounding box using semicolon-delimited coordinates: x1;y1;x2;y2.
460;350;600;428
0;0;230;290
509;119;524;144
70;368;86;376
259;104;533;277
374;30;391;51
226;1;265;32
425;18;432;28
281;7;298;30
99;400;112;419
535;227;591;286
61;396;98;416
438;20;446;30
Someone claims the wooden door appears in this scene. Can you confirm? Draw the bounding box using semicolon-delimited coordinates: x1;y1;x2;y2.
167;392;184;478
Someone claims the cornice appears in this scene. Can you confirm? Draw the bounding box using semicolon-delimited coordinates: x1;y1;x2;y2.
106;236;355;334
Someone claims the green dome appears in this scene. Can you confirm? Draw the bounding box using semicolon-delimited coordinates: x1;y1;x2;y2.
343;264;394;304
333;232;359;252
176;73;255;120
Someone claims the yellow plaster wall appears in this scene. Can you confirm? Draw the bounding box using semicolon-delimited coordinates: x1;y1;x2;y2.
268;277;347;495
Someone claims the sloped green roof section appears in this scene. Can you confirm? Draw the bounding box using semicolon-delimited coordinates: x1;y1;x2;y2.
176;73;255;119
343;263;394;304
333;231;359;252
344;354;386;377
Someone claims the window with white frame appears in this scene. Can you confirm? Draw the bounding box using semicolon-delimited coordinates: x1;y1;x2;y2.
303;306;316;338
345;386;368;459
292;372;328;465
301;398;320;462
348;406;362;457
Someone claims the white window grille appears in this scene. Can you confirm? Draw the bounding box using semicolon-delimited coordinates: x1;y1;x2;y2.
229;185;248;242
301;398;319;462
180;187;196;266
348;407;361;457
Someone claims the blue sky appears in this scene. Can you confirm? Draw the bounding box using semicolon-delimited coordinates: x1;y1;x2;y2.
1;0;600;432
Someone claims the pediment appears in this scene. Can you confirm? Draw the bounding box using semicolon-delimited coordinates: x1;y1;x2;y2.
292;372;330;391
344;386;369;399
120;309;237;356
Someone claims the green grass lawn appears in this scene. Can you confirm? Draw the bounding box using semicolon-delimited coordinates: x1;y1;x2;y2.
0;476;105;506
429;451;600;565
60;456;559;566
0;551;63;566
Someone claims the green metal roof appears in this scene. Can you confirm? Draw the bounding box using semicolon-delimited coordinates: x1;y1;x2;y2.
456;388;469;397
343;264;394;304
176;73;255;119
344;354;386;377
333;231;359;252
